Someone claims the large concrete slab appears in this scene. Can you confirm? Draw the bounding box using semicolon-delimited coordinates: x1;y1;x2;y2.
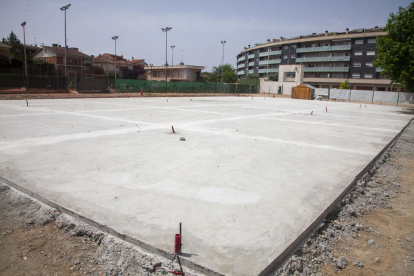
0;97;412;275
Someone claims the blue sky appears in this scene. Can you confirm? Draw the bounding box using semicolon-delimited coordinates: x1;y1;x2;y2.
0;0;412;72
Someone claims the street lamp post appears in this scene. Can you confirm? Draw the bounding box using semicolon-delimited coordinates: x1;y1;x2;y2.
21;21;28;92
170;45;175;81
161;27;172;92
221;41;226;83
112;36;119;92
60;3;71;79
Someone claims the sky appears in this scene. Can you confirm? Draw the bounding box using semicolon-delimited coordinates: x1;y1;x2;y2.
0;0;412;72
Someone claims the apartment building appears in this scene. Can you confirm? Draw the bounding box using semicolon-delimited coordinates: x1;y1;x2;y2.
237;27;402;91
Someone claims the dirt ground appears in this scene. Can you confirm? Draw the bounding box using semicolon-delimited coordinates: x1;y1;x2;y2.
319;128;414;276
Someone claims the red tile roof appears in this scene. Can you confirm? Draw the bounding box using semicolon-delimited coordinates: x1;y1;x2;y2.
43;46;90;58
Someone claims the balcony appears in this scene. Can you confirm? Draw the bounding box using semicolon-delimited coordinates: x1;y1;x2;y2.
296;45;351;53
258;68;279;74
296;56;350;62
258;59;282;65
248;54;255;59
237;56;246;62
304;67;349;72
259;50;282;57
375;67;384;72
238;63;245;69
248;62;255;66
248;70;254;74
237;71;245;75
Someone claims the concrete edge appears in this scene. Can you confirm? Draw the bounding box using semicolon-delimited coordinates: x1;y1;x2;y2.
0;176;224;276
258;117;414;276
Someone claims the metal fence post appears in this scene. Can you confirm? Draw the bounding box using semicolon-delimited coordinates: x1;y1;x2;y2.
328;85;330;99
397;91;400;106
372;89;374;104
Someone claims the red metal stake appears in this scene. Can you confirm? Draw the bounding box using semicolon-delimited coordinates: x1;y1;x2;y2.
140;88;143;96
174;234;181;254
311;111;313;115
326;106;327;112
172;126;175;133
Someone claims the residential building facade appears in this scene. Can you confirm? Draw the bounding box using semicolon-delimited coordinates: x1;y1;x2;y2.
237;27;403;91
92;54;147;75
144;63;204;82
33;44;91;76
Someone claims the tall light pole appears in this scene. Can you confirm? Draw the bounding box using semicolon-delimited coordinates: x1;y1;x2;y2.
170;45;175;81
221;41;226;83
112;36;119;92
60;3;71;79
21;21;28;92
161;27;172;92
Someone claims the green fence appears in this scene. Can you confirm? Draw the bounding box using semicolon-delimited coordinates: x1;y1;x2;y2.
239;78;260;86
115;79;259;94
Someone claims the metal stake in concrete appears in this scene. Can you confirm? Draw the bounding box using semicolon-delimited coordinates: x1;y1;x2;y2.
172;126;175;133
326;106;327;112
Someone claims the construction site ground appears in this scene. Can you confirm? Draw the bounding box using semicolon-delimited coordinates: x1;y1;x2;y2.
0;95;413;275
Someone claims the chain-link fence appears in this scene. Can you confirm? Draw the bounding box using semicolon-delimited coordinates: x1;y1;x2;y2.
115;79;259;94
0;74;109;93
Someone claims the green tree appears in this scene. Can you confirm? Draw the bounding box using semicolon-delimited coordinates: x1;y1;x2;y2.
5;31;24;60
338;80;349;89
209;63;237;83
268;73;279;81
373;3;414;91
246;73;259;79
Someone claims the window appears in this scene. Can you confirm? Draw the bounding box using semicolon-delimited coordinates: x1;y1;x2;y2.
353;62;361;67
368;38;376;44
173;71;178;77
352;73;360;78
159;71;164;77
179;70;185;78
283;55;288;59
152;71;157;77
366;62;373;67
355;39;364;44
283;46;288;50
364;74;373;78
75;59;78;65
367;51;375;56
354;51;363;56
166;71;170;77
291;55;296;59
291;45;296;49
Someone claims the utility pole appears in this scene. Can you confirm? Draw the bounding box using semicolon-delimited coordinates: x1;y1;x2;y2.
21;21;28;92
60;3;71;79
171;45;175;81
161;27;172;92
112;36;119;92
221;41;226;83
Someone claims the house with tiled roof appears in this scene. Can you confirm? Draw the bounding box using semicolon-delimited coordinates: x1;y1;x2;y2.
92;54;147;75
0;41;12;57
129;57;148;67
32;44;91;75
